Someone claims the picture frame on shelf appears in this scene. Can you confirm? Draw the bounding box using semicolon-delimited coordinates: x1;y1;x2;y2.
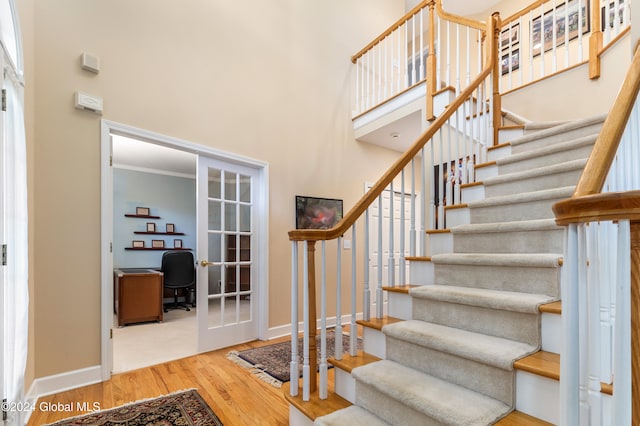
136;206;150;216
295;196;343;230
152;240;165;248
146;222;156;232
132;240;145;248
166;223;175;233
174;239;183;249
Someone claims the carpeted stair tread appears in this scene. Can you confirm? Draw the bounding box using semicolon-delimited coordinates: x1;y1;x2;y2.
498;133;597;166
452;218;559;234
410;285;557;314
383;320;537;371
431;252;562;268
467;185;574;208
508;113;606;150
352;359;511;425
482;158;587;186
314;405;390;426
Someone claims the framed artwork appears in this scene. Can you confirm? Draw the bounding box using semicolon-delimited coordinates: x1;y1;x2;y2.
500;23;520;50
146;222;156;232
601;0;625;31
174;239;183;249
532;0;590;56
295;196;343;230
132;240;145;248
166;223;175;233
501;50;520;75
136;206;150;216
152;240;165;248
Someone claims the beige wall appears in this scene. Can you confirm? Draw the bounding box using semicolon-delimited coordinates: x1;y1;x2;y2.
22;0;405;378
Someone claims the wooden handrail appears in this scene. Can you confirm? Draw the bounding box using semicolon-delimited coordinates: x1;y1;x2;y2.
553;191;640;225
501;0;546;27
434;0;486;31
290;13;500;242
572;44;640;197
351;0;430;64
350;0;486;64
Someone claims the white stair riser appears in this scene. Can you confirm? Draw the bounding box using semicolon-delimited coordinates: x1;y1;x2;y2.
515;371;559;425
476;164;498;181
427;232;453;256
363;327;386;359
387;292;412;320
433;90;455;117
498;128;524;144
289;404;314;426
445;207;470;228
461;184;485;203
488;145;512;162
541;312;562;354
356;381;434;425
334;368;356;403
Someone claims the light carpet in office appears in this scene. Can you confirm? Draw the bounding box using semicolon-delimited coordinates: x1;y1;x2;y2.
227;330;362;387
44;389;223;426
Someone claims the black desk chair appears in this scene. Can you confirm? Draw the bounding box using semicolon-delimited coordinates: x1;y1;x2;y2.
161;250;195;312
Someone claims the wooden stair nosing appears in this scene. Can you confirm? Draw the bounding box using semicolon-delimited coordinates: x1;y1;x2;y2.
444;203;468;211
426;228;451;235
460;181;483;189
328;350;381;373
475;160;497;169
405;255;432;262
382;284;420;294
283;382;351;421
499;124;526;131
539;300;562;314
495;410;554;425
488;141;511;151
356;316;402;331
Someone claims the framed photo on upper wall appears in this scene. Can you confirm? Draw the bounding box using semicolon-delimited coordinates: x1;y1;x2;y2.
532;0;590;56
295;196;343;230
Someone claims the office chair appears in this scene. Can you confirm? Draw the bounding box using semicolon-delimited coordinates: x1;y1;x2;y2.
161;250;195;312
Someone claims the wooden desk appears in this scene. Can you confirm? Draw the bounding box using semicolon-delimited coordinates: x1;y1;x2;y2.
114;269;163;326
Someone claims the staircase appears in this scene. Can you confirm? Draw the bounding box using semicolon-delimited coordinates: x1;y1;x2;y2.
309;114;606;425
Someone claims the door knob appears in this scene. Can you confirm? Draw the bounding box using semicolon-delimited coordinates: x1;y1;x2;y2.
200;260;214;267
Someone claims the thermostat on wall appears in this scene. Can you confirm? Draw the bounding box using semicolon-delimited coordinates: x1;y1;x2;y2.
74;91;103;115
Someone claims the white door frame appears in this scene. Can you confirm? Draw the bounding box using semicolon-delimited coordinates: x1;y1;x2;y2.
100;120;269;380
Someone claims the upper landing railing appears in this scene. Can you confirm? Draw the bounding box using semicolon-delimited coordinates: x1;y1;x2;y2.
352;0;631;118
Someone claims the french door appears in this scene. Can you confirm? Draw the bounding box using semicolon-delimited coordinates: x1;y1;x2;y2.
196;156;261;351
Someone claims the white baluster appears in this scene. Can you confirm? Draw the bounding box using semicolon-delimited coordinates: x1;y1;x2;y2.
302;241;310;401
455;24;461;92
586;223;603;424
335;236;343;361
290;242;299;397
446;20;451;88
319;241;328;400
420;146;427;252
377;194;384;318
351;224;358;356
410;157;417;256
400;170;406;285
611;220;631;426
388;182;395;287
419;8;424;81
560;224;581;425
364;210;371;321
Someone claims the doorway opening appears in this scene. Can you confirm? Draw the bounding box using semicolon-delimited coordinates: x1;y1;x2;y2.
100;120;269;379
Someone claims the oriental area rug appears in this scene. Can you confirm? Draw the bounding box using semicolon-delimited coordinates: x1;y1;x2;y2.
227;330;362;388
44;389;223;426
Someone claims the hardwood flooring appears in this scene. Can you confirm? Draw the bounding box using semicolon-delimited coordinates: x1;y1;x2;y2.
27;336;293;426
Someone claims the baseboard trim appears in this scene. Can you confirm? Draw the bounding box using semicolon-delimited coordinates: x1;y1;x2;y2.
267;313;364;341
26;365;102;400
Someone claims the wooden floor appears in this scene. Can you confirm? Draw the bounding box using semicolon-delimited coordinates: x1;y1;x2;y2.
27;336;293;426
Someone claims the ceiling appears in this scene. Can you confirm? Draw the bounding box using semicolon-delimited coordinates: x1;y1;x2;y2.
112;135;196;176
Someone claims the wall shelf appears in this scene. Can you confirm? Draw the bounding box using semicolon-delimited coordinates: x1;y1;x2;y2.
125;247;192;251
125;213;161;219
133;231;186;235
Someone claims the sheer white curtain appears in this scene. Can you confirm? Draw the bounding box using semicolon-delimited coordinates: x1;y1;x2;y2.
2;65;29;426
